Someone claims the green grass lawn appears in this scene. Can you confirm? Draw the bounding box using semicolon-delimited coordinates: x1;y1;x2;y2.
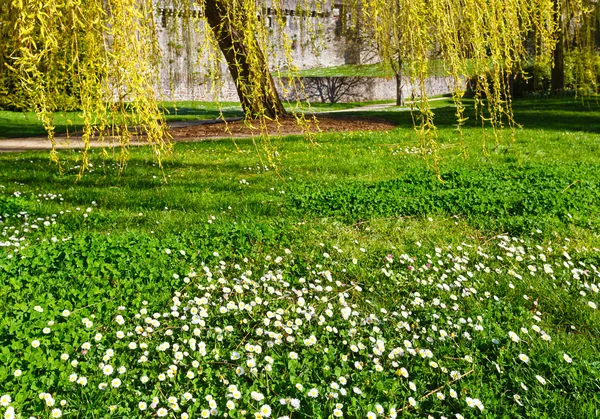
0;102;245;139
1;97;599;418
297;59;477;78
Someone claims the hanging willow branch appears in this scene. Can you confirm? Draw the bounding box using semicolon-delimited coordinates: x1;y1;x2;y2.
2;0;170;178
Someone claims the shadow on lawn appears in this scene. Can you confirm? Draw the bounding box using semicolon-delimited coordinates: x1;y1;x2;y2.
343;97;600;134
0;107;244;139
2;97;598;139
161;106;243;120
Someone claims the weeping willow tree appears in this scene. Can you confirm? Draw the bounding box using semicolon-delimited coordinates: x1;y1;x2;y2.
551;0;600;93
0;0;598;176
0;0;325;176
1;0;170;174
352;0;562;163
156;0;329;119
199;0;285;118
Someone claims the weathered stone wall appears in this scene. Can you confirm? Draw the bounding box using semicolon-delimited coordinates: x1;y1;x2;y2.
158;76;456;103
153;2;457;103
154;2;375;101
286;76;456;103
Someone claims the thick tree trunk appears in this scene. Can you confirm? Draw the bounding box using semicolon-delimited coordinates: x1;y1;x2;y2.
203;0;286;119
551;1;565;93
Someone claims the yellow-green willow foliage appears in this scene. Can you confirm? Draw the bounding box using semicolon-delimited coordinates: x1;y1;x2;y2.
356;0;564;164
0;3;29;110
556;0;600;94
1;0;169;176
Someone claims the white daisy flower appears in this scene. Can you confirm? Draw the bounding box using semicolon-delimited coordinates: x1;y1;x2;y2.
0;395;11;407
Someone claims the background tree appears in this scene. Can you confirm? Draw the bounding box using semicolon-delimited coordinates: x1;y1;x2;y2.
302;76;368;103
551;0;599;94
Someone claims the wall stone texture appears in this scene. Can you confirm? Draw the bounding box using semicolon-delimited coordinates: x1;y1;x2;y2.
159;76;456;103
154;3;455;103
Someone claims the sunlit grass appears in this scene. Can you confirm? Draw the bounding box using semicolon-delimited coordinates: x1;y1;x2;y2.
1;96;599;418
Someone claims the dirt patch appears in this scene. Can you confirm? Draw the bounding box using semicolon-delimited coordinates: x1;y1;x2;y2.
169;114;397;139
0;114;396;152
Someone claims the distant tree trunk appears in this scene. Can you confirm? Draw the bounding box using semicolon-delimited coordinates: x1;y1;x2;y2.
551;0;565;93
203;0;286;119
395;55;404;106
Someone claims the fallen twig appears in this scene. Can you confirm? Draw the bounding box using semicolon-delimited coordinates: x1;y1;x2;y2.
395;368;475;414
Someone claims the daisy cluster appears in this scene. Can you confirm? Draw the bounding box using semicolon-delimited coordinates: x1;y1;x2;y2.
1;235;598;418
0;189;84;258
391;146;422;156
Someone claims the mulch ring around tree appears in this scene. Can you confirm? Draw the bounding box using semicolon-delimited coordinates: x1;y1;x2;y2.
168;114;398;139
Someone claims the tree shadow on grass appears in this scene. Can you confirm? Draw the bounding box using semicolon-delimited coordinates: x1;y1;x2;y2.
0;107;245;139
161;106;243;121
339;97;600;134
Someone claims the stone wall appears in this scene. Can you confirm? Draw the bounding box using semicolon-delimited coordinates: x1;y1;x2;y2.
158;75;456;103
288;76;456;103
153;2;457;103
154;1;376;101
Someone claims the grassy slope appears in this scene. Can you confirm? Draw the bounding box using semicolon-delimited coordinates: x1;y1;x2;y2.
1;97;599;417
297;59;477;78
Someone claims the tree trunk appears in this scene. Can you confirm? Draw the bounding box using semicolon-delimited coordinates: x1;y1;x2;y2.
203;0;286;119
395;55;404;106
551;0;565;93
